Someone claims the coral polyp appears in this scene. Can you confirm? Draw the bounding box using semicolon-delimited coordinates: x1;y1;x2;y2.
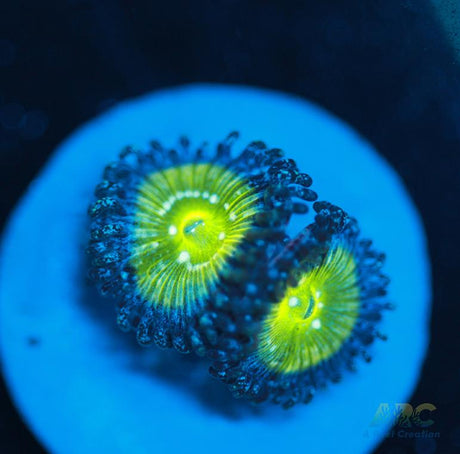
208;202;392;408
133;162;260;310
87;132;317;352
258;242;360;374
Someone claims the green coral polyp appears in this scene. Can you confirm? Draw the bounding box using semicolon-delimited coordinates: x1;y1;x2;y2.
132;163;260;310
258;242;360;374
208;202;391;408
87;132;317;353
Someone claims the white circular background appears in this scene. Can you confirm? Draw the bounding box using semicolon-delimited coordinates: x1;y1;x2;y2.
0;84;431;454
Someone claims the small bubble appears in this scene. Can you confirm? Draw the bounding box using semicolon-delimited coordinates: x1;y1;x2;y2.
311;319;321;329
178;251;190;263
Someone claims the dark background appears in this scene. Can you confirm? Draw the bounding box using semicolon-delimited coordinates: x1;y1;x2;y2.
1;1;460;453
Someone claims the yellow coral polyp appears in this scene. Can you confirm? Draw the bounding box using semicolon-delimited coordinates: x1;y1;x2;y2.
258;244;360;374
131;163;260;309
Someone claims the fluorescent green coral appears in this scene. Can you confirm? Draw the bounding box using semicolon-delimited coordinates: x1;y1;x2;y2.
132;163;260;310
257;243;360;374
